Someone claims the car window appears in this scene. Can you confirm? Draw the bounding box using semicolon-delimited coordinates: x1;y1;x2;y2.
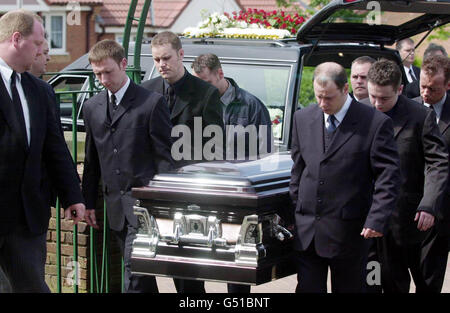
150;62;291;141
51;75;88;118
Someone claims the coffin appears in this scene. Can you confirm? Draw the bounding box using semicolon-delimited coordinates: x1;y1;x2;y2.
130;152;296;285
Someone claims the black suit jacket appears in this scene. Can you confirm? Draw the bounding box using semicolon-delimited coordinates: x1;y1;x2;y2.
410;93;450;235
402;65;421;98
141;72;225;167
387;95;448;244
82;80;173;231
0;72;84;235
289;99;401;258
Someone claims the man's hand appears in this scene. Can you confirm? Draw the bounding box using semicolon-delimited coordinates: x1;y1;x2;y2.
414;211;434;231
64;203;85;225
84;209;99;229
360;228;383;239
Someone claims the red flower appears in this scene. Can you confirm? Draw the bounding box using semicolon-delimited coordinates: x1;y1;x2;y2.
298;16;305;23
291;27;297;34
273;10;277;15
283;16;289;21
280;23;287;29
281;11;285;17
248;8;253;14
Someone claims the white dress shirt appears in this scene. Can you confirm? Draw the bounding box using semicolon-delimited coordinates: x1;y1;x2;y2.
424;93;446;124
324;94;352;130
107;77;131;106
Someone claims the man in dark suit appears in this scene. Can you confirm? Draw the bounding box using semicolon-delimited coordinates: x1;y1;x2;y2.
0;10;85;292
29;39;65;209
404;43;447;99
82;40;173;293
349;56;375;102
412;55;450;292
141;31;225;293
397;38;420;87
367;59;449;293
289;62;401;293
141;31;225;169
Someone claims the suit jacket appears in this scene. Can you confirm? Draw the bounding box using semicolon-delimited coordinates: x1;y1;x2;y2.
402;65;421;98
0;72;84;235
82;80;173;231
289;99;401;258
35;78;67;208
412;94;450;235
386;95;448;244
141;72;225;167
404;80;420;99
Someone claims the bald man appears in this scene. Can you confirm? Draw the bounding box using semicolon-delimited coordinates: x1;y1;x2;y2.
289;62;400;293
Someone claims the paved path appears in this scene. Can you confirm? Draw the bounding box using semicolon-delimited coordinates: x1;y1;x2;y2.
156;253;450;293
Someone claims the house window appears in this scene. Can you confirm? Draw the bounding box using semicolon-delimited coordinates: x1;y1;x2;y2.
42;14;66;54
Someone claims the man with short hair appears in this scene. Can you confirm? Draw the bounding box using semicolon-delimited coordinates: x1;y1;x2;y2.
350;56;376;102
289;62;400;293
142;31;225;168
396;38;420;84
192;53;273;293
404;43;447;99
82;39;173;293
367;59;448;293
0;9;85;292
141;33;225;293
192;53;273;161
29;39;50;78
415;55;450;292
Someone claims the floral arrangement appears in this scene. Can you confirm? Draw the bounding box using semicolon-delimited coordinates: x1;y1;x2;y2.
183;9;308;40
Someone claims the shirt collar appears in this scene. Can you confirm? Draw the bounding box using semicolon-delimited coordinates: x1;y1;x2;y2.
424;93;447;119
0;57;20;85
108;76;130;106
165;67;188;95
324;94;352;126
220;79;236;106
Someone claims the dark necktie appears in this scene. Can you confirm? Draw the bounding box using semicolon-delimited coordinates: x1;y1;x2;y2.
111;94;117;110
167;85;175;112
326;115;337;133
409;68;417;82
10;71;28;146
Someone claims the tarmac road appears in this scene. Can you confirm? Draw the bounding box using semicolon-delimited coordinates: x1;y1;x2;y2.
155;253;450;293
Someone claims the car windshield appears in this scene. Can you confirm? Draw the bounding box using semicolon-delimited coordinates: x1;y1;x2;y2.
151;63;291;141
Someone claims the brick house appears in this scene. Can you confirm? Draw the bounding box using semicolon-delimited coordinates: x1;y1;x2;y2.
0;0;310;71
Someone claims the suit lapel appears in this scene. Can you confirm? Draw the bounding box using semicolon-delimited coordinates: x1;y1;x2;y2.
391;98;408;139
110;81;136;126
21;74;38;151
0;73;28;151
170;73;192;120
322;100;359;161
307;106;325;158
439;94;450;135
